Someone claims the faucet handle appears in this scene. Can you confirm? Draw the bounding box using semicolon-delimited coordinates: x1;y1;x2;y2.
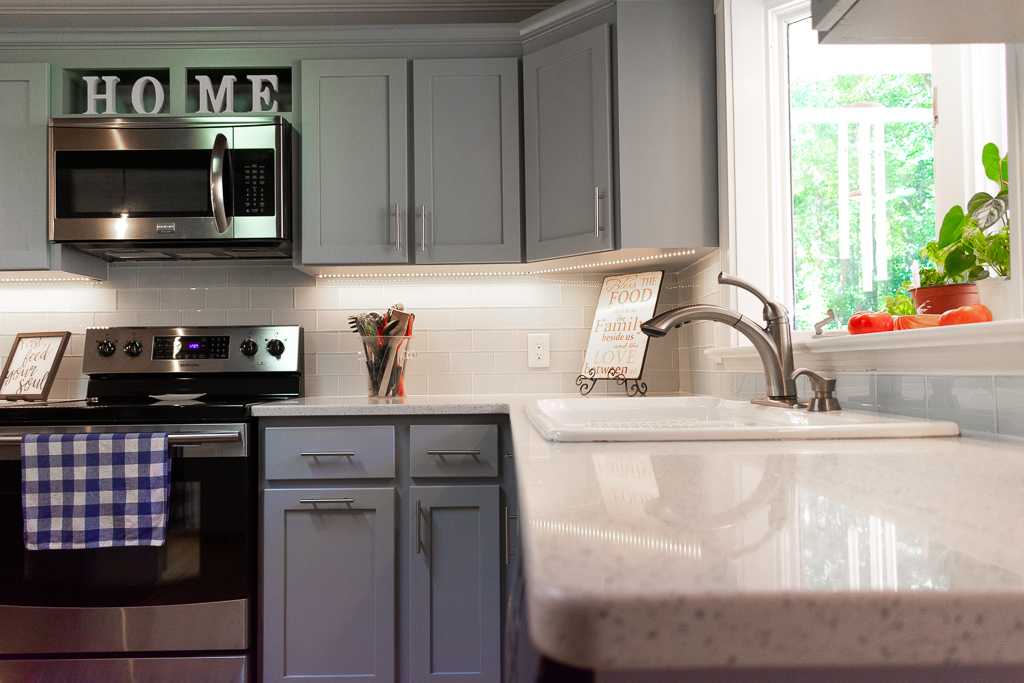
791;368;841;412
717;273;788;322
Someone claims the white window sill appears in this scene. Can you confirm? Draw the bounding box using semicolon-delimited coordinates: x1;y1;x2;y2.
703;320;1024;374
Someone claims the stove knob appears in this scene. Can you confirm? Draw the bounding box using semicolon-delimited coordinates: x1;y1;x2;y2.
97;339;116;357
124;340;143;357
266;339;286;358
240;338;259;357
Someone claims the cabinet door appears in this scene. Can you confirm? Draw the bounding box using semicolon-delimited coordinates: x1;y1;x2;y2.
263;488;395;682
413;58;521;264
0;63;49;270
523;24;614;261
409;485;500;683
301;59;409;264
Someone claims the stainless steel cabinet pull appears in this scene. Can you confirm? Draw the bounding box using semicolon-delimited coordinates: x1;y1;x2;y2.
427;449;481;463
418;205;427;253
393;203;403;253
503;504;509;567
593;186;605;237
299;498;355;505
416;500;430;555
300;451;355;458
0;431;241;446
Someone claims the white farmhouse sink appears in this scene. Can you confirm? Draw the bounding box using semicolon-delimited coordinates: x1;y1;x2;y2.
527;396;960;442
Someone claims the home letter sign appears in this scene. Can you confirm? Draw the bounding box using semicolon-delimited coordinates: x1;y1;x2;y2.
195;74;237;114
81;72;282;114
131;76;165;115
83;75;120;115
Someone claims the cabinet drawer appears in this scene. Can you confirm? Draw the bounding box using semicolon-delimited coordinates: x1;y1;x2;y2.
264;426;395;480
410;424;498;478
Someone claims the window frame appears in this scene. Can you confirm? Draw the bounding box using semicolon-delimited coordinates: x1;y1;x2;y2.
716;0;1024;351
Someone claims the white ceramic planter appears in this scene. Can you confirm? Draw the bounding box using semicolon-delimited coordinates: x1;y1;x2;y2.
976;276;1015;320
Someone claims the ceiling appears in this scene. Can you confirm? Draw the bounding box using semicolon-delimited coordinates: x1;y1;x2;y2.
0;0;562;29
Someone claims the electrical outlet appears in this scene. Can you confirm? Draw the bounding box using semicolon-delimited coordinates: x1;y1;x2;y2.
528;333;550;368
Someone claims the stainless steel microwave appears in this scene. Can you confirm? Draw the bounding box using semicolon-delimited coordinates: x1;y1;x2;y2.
49;116;292;260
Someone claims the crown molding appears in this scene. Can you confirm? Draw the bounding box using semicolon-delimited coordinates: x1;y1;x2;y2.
0;0;558;30
0;23;524;49
519;0;613;43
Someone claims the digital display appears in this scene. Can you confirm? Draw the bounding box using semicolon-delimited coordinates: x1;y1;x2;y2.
153;335;229;360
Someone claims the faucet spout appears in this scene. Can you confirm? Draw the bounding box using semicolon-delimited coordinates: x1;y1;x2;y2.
641;304;795;402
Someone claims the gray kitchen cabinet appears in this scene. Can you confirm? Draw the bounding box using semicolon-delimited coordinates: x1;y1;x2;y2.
409;485;501;683
0;62;104;278
262;487;396;682
523;24;614;261
0;63;49;270
301;59;409;264
412;58;521;264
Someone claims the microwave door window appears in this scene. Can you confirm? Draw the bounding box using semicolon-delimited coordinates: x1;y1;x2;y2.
55;150;214;219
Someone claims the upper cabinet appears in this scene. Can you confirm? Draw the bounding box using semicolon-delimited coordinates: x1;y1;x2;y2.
0;63;104;278
302;57;522;266
521;0;718;262
302;59;410;265
813;0;1024;44
413;59;521;264
523;25;614;261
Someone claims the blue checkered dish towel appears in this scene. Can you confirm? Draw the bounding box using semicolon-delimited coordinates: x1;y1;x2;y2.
21;433;172;550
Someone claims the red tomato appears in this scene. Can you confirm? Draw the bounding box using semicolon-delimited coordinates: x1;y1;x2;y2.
894;314;941;331
847;311;894;335
938;304;993;326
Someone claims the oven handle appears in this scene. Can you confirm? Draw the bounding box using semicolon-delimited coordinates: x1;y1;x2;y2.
0;431;242;447
210;133;232;234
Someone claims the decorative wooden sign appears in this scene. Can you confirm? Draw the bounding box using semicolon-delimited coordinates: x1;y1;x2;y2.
581;271;664;381
82;73;281;115
0;332;71;401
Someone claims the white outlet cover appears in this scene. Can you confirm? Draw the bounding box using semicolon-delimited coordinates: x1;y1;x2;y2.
528;333;550;368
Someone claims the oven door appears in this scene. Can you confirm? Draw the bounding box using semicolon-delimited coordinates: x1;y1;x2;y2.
49;118;285;243
0;423;252;655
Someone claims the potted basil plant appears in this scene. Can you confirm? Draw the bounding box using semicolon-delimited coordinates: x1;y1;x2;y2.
912;142;1010;315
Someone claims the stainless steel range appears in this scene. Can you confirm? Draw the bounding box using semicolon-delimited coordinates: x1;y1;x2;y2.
0;325;303;682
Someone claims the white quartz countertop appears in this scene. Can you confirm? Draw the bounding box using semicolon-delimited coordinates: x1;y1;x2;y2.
253;395;1024;671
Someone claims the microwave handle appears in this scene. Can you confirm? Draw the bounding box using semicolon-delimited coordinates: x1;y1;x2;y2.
210;133;232;234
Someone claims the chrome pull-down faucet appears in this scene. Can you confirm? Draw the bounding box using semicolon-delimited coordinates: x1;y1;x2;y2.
641;272;813;407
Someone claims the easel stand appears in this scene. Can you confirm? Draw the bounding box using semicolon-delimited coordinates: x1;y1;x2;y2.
575;369;648;397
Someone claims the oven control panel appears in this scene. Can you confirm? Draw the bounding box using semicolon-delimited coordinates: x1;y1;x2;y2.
83;325;302;374
153;335;230;360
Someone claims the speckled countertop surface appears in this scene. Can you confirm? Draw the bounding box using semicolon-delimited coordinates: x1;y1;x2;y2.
253;395;1024;670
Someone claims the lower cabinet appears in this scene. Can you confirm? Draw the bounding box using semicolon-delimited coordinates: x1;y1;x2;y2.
261;420;508;683
262;488;396;682
409;485;501;683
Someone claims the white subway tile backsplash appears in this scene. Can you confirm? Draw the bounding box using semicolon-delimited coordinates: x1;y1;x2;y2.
117;289;161;310
181;309;228;325
160;288;205;310
0;263;682;400
259;287;296;310
205;288;250;309
450;352;494;373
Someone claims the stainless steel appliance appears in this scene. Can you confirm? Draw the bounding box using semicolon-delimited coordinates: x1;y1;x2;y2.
0;325;303;682
49;116;293;261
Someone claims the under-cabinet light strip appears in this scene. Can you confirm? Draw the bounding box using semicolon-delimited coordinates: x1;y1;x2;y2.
314;249;698;279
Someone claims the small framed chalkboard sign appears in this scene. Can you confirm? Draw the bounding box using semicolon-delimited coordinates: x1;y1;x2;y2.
0;332;71;401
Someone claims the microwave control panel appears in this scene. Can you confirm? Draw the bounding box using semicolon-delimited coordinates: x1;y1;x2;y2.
233;149;275;217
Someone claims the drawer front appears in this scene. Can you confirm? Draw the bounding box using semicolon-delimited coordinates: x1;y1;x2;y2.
265;426;395;480
410;424;499;478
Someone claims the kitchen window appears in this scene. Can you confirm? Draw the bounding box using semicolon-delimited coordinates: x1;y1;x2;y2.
717;0;1017;337
786;18;937;329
